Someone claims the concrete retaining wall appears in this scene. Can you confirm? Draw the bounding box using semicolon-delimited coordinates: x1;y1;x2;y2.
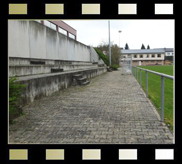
17;67;107;106
8;20;91;61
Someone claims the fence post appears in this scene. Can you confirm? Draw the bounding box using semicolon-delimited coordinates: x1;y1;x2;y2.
161;76;164;122
146;71;148;97
137;68;138;82
140;69;142;86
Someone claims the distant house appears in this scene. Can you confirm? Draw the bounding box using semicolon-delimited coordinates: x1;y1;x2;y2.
120;48;174;66
164;48;174;56
120;49;165;66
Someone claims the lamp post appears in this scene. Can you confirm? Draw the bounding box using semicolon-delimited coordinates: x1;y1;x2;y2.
108;20;111;66
118;30;122;48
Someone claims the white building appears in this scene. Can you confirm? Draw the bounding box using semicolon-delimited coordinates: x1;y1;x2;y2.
119;48;173;66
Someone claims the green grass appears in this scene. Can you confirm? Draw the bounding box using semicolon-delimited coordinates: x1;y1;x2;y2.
134;65;174;131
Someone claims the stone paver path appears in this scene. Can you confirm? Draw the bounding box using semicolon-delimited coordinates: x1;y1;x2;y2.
9;68;173;144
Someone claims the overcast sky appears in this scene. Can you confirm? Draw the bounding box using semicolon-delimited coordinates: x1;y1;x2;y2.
63;19;174;49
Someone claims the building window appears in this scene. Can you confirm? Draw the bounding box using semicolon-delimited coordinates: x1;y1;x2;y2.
140;55;143;58
134;55;137;58
151;60;155;62
152;54;155;58
146;54;149;58
44;21;57;31
58;27;67;35
68;33;76;39
157;54;161;57
44;20;51;28
50;22;57;31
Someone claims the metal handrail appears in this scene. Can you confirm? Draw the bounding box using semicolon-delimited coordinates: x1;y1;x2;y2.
133;66;174;80
132;66;174;122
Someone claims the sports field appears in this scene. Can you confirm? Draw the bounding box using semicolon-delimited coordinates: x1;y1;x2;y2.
137;65;174;131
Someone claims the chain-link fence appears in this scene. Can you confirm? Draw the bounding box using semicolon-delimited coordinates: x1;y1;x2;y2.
121;55;132;75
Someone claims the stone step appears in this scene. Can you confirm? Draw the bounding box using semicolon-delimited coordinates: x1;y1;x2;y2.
77;77;87;81
72;74;90;86
73;74;82;77
51;68;64;73
81;81;90;85
77;77;87;85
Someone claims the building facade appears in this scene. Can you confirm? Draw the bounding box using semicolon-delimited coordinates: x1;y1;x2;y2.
120;48;173;66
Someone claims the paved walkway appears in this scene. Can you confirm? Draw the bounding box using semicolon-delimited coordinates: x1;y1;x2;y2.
9;68;173;144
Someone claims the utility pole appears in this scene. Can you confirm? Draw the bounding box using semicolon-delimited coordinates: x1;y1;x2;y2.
108;20;111;66
118;30;122;48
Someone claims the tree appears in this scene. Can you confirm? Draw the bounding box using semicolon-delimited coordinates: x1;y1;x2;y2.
111;44;122;65
125;43;129;49
96;41;122;65
141;44;145;49
147;45;150;49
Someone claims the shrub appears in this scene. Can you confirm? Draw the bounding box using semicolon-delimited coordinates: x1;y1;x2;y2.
9;77;26;122
94;48;109;66
110;64;119;70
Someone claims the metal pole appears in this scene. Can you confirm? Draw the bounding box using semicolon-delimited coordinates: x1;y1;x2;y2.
108;21;111;66
118;30;122;48
161;76;164;121
146;71;148;97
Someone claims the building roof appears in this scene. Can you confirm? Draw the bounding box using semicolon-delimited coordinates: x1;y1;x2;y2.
121;49;165;54
164;48;173;52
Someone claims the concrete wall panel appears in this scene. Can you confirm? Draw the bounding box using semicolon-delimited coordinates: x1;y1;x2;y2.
29;21;46;59
67;39;75;60
46;27;59;60
57;33;68;60
8;21;30;58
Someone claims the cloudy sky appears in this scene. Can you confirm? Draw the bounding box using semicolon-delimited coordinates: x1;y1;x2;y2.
63;19;174;49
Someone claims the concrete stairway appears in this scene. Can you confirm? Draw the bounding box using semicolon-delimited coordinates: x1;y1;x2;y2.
72;74;90;85
9;57;99;77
